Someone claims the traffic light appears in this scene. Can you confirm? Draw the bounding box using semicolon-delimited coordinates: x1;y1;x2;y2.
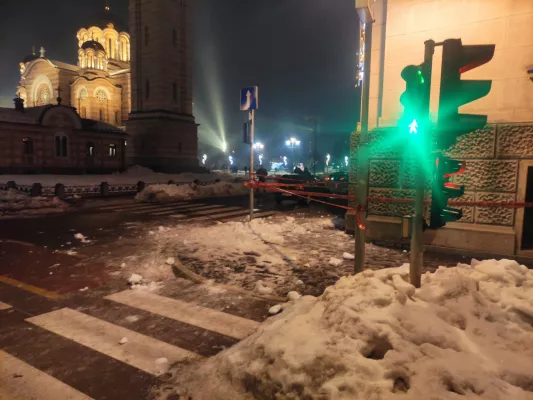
400;64;426;136
429;154;466;229
437;39;495;149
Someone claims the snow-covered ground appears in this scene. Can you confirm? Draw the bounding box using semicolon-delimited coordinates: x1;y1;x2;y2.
135;180;248;202
155;259;533;400
0;189;68;216
0;165;237;186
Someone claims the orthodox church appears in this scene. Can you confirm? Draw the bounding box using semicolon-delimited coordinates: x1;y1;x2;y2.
17;5;131;128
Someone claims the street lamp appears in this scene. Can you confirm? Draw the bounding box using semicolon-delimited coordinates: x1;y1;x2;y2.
285;137;300;168
253;142;264;150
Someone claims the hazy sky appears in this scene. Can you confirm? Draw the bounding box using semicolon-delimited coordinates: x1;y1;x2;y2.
0;0;360;161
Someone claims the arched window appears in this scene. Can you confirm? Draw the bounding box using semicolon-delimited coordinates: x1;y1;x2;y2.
37;84;51;106
86;142;95;156
146;80;150;99
61;136;68;157
95;89;107;103
23;138;34;155
55;136;68;157
79;87;88;101
172;29;177;47
145;26;149;45
115;110;119;124
108;144;117;157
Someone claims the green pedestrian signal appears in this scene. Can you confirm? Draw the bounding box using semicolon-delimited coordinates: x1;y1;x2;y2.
400;65;426;137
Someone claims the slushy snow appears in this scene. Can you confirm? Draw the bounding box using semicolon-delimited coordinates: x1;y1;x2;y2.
135;181;247;202
156;259;533;400
0;189;67;215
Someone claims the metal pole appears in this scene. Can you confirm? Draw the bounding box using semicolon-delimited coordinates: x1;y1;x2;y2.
313;119;318;175
409;40;435;287
249;109;255;221
354;20;373;274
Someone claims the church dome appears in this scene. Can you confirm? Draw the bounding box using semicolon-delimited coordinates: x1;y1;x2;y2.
22;53;39;63
82;40;106;52
85;7;128;32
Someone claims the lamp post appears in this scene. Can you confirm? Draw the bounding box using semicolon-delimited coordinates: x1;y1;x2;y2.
285;137;300;169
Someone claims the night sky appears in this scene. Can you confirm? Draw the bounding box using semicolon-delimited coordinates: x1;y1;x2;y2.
0;0;360;164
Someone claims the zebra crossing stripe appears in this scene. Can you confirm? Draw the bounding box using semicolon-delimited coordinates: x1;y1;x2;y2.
150;204;225;216
189;208;260;221
105;290;260;340
99;200;186;211
130;203;213;215
0;301;12;310
26;308;201;376
0;350;94;400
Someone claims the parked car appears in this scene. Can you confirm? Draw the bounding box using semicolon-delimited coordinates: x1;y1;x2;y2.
325;172;349;194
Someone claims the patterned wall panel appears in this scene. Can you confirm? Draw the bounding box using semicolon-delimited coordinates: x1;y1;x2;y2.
368;128;404;158
474;192;516;226
497;125;533;159
445;126;496;159
369;160;400;188
454;160;518;193
368;188;415;217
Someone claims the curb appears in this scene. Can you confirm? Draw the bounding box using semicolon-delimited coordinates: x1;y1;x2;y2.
171;262;286;303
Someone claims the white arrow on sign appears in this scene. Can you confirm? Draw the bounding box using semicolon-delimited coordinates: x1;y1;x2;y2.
244;90;252;110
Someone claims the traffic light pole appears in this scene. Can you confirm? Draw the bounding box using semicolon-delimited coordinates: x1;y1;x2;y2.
354;20;373;274
249;109;255;221
409;40;435;288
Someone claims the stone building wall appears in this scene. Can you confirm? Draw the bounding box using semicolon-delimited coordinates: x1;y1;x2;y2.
349;123;533;256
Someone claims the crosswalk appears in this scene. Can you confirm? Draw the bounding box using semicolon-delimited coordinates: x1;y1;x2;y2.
0;286;271;399
97;200;276;222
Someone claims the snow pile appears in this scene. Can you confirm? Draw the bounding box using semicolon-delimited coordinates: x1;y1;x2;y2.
0;189;67;215
135;181;247;202
158;259;533;400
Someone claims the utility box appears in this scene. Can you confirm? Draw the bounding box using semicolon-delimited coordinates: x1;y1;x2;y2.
401;215;414;239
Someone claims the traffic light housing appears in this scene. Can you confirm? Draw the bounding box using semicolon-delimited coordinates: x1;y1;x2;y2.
400;64;426;135
437;39;495;149
429;154;466;229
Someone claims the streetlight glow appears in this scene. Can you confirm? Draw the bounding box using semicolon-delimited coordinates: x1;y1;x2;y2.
229;155;233;165
285;137;301;146
202;154;207;165
253;142;264;150
326;154;331;166
345;156;349;167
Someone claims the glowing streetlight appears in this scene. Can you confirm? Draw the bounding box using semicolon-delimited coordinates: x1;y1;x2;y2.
345;156;349;167
253;142;264;150
202;154;207;165
285;137;300;167
258;154;263;165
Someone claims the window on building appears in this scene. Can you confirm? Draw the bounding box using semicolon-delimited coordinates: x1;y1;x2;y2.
109;38;113;56
55;136;68;157
115;111;119;124
99;109;104;121
146;80;150;99
173;83;177;102
145;26;149;45
95;89;107;103
37;84;51;106
173;29;177;47
178;142;182;153
79;87;88;101
23;138;34;155
87;142;95;156
108;144;117;157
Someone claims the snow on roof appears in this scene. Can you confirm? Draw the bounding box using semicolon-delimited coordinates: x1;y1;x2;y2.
49;60;80;72
159;258;533;400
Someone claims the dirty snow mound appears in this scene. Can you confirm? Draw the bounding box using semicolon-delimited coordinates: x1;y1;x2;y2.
135;181;246;202
155;259;533;400
0;189;67;215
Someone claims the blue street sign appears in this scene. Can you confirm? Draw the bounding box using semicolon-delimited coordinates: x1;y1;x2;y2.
240;86;259;111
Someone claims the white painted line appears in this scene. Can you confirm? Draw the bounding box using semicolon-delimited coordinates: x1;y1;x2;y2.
99;201;186;211
0;350;93;400
130;203;210;215
189;208;260;221
26;308;200;376
105;291;260;340
0;301;12;310
150;204;224;216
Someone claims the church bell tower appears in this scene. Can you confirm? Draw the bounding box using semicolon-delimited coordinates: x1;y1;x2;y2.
126;0;198;171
